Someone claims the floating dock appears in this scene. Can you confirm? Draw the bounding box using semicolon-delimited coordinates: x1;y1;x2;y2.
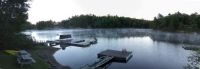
98;50;132;62
60;38;97;47
46;34;97;47
46;38;97;47
81;49;132;69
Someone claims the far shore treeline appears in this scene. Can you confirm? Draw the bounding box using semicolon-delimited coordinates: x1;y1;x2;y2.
33;12;200;32
1;0;200;50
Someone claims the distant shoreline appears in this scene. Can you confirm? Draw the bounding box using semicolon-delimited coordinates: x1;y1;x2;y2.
25;28;200;33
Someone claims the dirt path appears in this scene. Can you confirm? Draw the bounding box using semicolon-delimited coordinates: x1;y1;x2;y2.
35;46;71;69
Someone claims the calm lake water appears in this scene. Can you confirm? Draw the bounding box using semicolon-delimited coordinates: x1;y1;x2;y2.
24;29;200;69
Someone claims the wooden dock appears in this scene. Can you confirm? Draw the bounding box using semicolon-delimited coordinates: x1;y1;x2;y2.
81;56;113;69
98;49;132;62
81;49;132;69
46;38;97;47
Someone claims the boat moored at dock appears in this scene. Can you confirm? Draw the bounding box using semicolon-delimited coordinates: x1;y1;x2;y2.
46;34;98;47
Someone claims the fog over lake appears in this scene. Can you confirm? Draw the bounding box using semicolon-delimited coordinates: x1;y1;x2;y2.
24;29;200;69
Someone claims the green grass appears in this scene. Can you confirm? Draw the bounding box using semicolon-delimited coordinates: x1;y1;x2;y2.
0;50;49;69
4;50;18;55
183;46;200;51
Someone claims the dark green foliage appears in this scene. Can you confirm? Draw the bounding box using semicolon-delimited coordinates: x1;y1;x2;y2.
0;51;49;69
58;14;151;28
34;12;200;32
153;12;200;32
0;0;29;33
21;21;35;30
36;20;56;29
0;0;33;50
0;34;35;50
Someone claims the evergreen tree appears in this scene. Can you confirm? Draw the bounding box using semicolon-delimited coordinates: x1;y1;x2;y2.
0;0;33;49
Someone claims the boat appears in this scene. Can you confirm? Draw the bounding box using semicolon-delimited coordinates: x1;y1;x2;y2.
46;34;98;47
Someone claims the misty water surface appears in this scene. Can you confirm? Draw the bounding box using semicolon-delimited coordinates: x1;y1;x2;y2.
25;29;200;69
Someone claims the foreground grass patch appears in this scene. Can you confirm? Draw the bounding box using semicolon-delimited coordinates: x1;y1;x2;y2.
4;50;18;55
0;50;49;69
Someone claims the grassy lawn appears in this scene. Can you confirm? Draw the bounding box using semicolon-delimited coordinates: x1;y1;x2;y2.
0;50;49;69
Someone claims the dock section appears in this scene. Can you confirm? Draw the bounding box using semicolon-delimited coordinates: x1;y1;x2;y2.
81;56;114;69
98;49;132;62
46;38;97;47
81;49;132;69
92;56;114;68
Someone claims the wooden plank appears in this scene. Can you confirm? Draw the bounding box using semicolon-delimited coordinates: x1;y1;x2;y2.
94;56;113;68
98;49;132;62
81;56;113;69
81;50;132;69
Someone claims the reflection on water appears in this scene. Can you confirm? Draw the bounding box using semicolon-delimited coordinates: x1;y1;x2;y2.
151;31;200;45
26;29;200;45
24;29;200;69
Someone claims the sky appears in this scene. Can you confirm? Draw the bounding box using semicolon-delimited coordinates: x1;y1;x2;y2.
28;0;200;24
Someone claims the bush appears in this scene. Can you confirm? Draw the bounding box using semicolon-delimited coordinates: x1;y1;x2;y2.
0;33;35;50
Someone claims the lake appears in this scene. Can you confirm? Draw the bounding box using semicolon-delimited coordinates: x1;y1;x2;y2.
24;29;200;69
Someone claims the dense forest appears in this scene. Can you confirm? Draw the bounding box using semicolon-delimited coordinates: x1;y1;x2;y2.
153;12;200;31
0;0;34;50
34;15;150;29
58;15;150;28
36;20;56;29
34;12;200;32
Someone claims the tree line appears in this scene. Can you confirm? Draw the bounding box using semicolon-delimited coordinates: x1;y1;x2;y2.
34;12;200;32
153;12;200;32
0;0;35;50
34;14;150;29
58;14;150;28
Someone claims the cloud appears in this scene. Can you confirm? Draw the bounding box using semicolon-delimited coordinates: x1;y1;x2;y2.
28;0;200;24
28;0;85;24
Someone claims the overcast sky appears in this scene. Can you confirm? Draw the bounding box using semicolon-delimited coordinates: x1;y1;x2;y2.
28;0;200;24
